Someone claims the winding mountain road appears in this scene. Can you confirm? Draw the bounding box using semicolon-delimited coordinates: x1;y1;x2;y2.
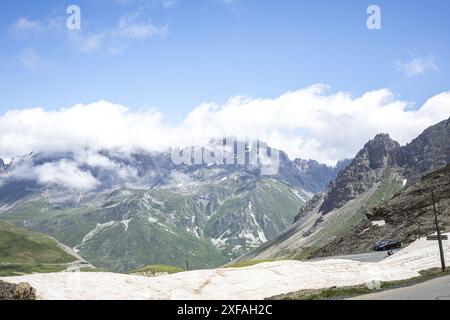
350;275;450;300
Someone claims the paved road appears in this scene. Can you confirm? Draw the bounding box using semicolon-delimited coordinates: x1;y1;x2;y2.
350;275;450;300
310;250;398;263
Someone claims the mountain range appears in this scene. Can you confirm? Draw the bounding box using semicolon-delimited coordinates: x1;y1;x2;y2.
0;142;347;272
1;117;448;272
236;116;450;262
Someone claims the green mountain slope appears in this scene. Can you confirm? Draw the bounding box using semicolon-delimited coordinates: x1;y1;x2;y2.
0;220;78;276
237;118;450;262
2;174;304;272
313;164;450;257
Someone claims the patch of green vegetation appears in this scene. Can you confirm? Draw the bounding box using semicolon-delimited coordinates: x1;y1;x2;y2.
129;264;184;275
269;268;450;300
282;171;405;261
0;220;76;264
381;268;450;290
225;259;279;268
1;177;304;273
78;216;228;273
204;178;304;258
0;264;67;277
78;267;108;273
291;247;318;261
364;170;404;209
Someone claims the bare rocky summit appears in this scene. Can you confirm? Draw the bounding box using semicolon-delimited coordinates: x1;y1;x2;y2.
319;134;400;215
240;117;450;262
313;164;450;257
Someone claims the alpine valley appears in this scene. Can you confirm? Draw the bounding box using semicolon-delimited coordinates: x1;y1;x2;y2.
1;117;449;275
236;117;450;263
0;142;348;272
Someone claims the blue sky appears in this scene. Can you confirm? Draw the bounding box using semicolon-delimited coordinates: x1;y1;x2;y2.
0;0;449;118
0;0;449;163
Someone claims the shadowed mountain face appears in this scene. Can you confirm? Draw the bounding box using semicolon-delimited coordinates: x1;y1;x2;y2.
397;117;450;183
319;134;400;215
0;143;347;272
315;117;450;216
292;159;351;194
313;164;450;257
237;117;450;262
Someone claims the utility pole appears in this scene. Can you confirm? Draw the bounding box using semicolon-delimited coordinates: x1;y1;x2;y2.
431;190;446;272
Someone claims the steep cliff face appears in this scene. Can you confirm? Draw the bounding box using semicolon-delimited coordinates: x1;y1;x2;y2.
398;117;450;183
319;134;400;214
237;117;450;262
292;159;351;194
313;164;450;257
308;117;450;217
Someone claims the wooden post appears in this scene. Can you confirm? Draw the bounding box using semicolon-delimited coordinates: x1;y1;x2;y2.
432;190;446;272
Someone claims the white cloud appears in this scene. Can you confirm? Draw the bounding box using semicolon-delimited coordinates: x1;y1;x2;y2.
34;161;100;191
9;17;61;38
67;13;167;53
0;86;449;166
161;0;177;9
10;13;167;54
397;55;437;76
116;14;168;39
19;48;45;71
6;158;99;191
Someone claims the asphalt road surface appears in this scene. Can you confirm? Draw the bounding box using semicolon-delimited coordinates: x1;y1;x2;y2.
350;275;450;300
310;250;398;263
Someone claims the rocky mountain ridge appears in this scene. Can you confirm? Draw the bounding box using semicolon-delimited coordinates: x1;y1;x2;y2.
312;164;450;257
237;117;450;262
0;142;348;272
312;117;450;216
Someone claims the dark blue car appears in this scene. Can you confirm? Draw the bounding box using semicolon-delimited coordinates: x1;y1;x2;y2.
373;239;401;251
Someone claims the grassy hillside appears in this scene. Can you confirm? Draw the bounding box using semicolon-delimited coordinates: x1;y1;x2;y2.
129;264;184;276
0;220;77;276
0;220;75;265
2;174;304;272
236;169;405;262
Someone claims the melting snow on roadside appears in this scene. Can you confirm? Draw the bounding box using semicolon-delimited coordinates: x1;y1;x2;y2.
2;234;449;300
372;220;386;227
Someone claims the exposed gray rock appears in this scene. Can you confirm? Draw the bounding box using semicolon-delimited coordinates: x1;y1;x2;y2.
0;281;36;300
310;117;450;216
312;164;450;257
239;118;450;262
319;134;400;214
397;116;450;183
292;159;351;194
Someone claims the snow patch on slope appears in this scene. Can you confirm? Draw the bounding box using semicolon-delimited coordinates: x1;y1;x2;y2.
3;235;449;300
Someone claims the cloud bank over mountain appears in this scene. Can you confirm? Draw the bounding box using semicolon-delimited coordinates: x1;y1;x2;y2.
0;85;449;165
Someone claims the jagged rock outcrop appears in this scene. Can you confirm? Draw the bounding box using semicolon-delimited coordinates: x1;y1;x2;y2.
319;134;400;214
292;159;351;194
0;281;36;300
293;193;325;223
397;117;450;183
237;117;450;262
306;117;450;216
312;164;450;257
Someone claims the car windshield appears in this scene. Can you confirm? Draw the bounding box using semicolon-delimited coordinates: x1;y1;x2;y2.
379;240;390;245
